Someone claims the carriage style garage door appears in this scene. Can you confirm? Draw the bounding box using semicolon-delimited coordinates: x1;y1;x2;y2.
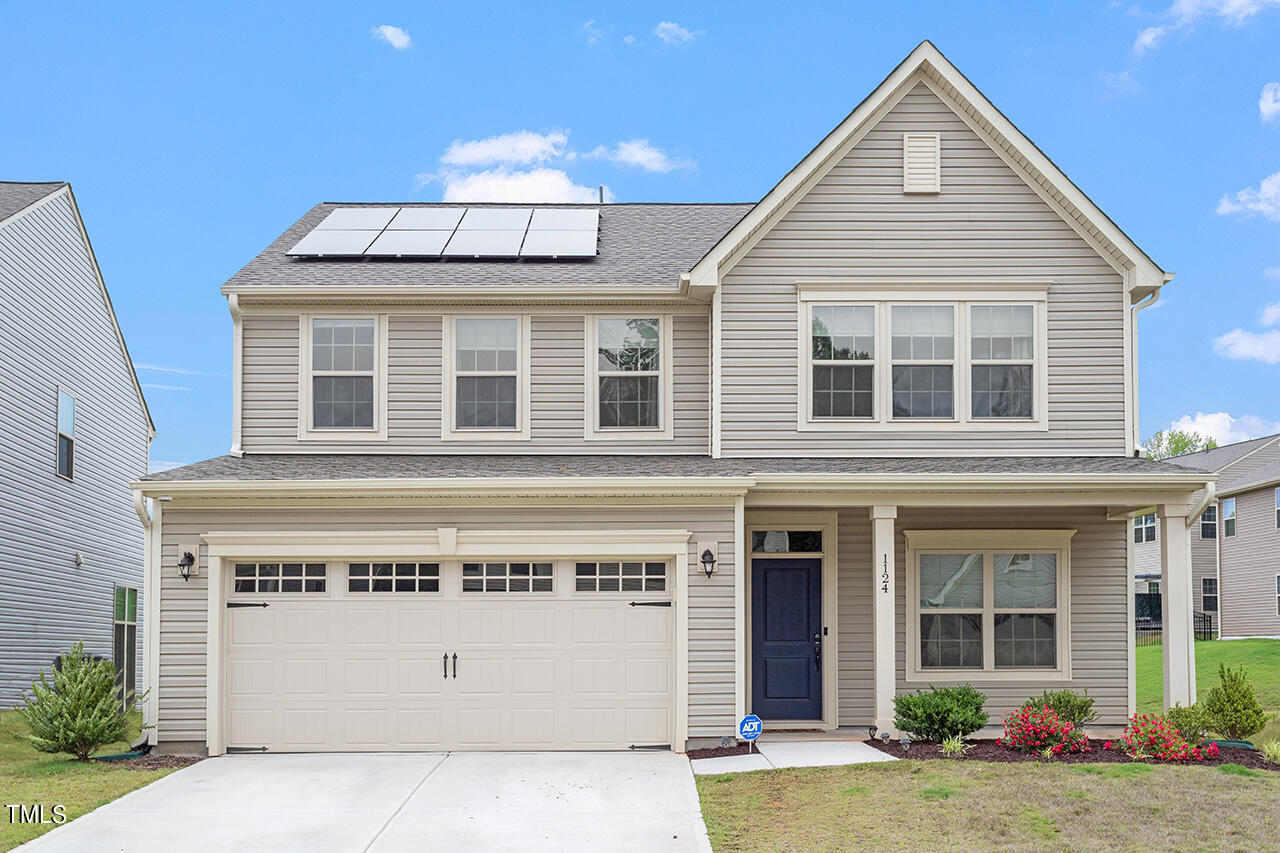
223;558;673;751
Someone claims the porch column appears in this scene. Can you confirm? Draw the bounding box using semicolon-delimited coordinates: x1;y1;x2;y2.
871;505;898;734
1158;505;1196;708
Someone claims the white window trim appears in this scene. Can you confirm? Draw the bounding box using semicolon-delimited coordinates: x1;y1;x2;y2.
1134;513;1157;544
888;303;957;423
1200;505;1217;540
1274;488;1279;530
904;529;1074;683
584;314;674;441
441;314;532;442
1201;577;1218;612
803;302;878;423
56;385;76;481
796;284;1050;432
297;314;389;442
1223;498;1237;538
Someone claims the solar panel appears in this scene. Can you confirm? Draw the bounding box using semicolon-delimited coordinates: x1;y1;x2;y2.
287;229;381;257
387;208;465;230
528;208;598;230
442;229;526;257
364;230;452;257
315;208;398;230
457;208;532;230
519;229;598;258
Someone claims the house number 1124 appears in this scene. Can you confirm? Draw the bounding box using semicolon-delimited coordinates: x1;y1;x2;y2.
880;554;890;593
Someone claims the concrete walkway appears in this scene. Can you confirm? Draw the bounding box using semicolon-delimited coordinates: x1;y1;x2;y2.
19;752;711;853
689;739;897;775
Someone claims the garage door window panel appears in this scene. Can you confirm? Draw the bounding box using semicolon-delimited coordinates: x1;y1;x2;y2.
348;562;440;593
462;562;553;593
234;562;326;593
575;561;667;592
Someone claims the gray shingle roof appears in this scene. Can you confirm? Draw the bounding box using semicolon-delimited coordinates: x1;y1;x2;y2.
1221;457;1280;496
223;202;754;290
1164;434;1280;482
0;181;65;224
144;454;1207;482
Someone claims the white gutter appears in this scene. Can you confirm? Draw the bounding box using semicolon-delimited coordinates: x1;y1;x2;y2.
1186;481;1216;530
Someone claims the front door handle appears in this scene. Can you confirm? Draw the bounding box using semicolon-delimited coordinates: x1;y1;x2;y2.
443;653;449;679
452;652;457;679
813;632;822;673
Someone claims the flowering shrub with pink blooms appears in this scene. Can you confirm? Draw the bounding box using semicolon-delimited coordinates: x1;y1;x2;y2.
997;706;1090;756
1113;713;1221;762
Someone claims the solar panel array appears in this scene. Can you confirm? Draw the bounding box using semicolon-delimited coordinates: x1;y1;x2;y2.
286;207;599;259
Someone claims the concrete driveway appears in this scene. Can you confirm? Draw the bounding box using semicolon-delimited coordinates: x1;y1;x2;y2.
20;752;710;852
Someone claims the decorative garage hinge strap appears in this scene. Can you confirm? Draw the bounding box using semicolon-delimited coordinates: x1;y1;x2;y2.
227;602;270;609
225;746;269;753
627;744;670;750
627;601;672;607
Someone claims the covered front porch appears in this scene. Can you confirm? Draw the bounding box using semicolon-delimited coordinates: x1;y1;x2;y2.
731;470;1212;739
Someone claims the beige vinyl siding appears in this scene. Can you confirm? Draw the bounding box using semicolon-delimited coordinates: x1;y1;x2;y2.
155;503;735;746
720;82;1128;456
1219;486;1280;637
833;506;1129;726
240;313;709;454
0;192;150;703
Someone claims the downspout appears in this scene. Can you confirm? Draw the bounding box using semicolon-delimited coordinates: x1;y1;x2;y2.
228;294;244;457
1186;481;1215;531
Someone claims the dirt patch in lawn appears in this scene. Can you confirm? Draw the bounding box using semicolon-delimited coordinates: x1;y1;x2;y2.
104;753;203;771
863;737;1280;771
687;744;757;760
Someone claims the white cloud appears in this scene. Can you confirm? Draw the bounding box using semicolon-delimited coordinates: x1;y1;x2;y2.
1133;25;1167;53
141;383;192;392
134;362;228;378
653;21;701;45
1261;82;1280;123
1100;69;1142;96
586;139;695;173
1261;301;1280;325
1168;411;1280;444
1264;266;1280;279
433;168;610;204
624;34;636;45
440;130;569;168
581;20;602;45
1217;171;1280;220
1212;327;1280;362
370;25;412;50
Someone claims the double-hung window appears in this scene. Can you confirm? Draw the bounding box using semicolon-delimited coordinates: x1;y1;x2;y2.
113;586;137;711
302;316;386;440
1201;578;1218;613
594;318;662;430
891;305;954;419
1200;505;1217;539
811;306;875;419
1133;513;1157;544
1223;498;1237;538
970;305;1035;419
1275;488;1279;529
908;530;1070;680
446;316;529;438
56;389;75;479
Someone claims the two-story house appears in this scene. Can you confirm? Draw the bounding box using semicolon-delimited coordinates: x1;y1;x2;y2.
1135;434;1280;639
0;181;154;706
134;43;1212;756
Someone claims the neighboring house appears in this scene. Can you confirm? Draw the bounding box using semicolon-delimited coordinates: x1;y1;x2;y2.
0;181;154;705
133;42;1211;756
1135;434;1280;638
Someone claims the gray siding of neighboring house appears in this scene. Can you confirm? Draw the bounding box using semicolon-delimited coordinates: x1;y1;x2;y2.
240;313;710;454
154;503;735;749
1220;486;1280;637
833;506;1130;726
719;82;1129;457
0;191;150;703
1133;517;1219;615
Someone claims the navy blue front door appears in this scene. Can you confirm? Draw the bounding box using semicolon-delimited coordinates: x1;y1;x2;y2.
751;558;822;720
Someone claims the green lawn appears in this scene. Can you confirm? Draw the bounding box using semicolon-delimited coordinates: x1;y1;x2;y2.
0;710;179;851
697;760;1280;852
1136;638;1280;745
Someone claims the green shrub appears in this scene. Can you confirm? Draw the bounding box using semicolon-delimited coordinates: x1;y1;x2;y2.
1166;702;1210;745
1202;663;1272;741
17;641;143;761
1021;689;1098;728
893;685;988;742
1260;741;1280;766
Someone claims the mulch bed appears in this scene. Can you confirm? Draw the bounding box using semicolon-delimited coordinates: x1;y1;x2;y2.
864;737;1280;772
102;754;204;771
687;743;758;760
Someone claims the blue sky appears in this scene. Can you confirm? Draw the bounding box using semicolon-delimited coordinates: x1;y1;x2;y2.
3;1;1280;468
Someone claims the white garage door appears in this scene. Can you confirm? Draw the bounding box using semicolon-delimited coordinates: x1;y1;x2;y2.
224;558;673;751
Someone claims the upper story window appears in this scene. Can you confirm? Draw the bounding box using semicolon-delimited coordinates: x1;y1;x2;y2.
1223;498;1237;538
1133;513;1156;544
443;315;530;440
586;315;673;440
890;306;954;419
811;306;874;419
799;289;1047;432
1200;505;1217;540
300;315;387;442
1201;578;1218;613
56;389;75;480
1274;488;1279;530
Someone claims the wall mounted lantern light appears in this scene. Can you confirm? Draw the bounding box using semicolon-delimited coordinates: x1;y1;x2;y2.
699;549;717;579
177;551;195;582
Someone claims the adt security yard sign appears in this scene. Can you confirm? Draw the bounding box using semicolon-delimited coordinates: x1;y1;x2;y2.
739;715;763;752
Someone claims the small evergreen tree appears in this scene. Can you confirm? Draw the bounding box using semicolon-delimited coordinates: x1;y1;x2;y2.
17;641;140;761
1202;663;1272;741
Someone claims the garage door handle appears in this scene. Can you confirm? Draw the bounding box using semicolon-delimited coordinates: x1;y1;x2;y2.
451;653;457;679
443;653;449;679
227;602;269;609
628;601;672;607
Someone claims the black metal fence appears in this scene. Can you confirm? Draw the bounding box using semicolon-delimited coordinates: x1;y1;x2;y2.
1134;593;1214;646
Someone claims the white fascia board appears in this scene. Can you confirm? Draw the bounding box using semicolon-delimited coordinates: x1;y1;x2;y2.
749;471;1215;491
224;283;706;306
131;475;756;498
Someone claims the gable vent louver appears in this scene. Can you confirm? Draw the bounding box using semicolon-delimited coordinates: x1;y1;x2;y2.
902;133;941;194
